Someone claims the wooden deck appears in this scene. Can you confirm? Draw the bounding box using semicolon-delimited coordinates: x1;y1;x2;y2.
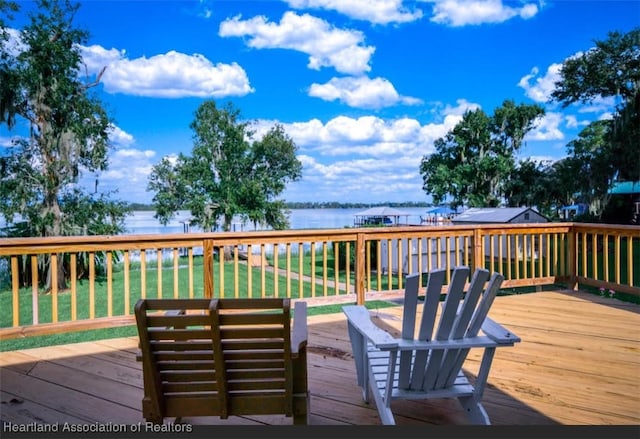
1;290;639;426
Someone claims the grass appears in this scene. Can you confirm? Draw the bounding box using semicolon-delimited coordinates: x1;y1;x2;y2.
0;253;348;328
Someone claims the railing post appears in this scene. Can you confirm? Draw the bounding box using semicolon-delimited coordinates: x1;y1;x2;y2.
567;226;578;290
355;232;366;305
473;228;483;273
203;239;214;298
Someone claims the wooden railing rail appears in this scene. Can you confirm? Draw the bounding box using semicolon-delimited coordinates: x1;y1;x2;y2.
0;223;638;340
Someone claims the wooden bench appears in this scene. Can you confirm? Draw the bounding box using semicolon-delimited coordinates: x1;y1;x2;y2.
135;298;309;425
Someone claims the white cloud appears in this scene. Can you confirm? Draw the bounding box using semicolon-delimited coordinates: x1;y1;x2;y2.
518;63;562;103
284;0;424;25
564;115;590;129
80;45;253;98
219;11;375;75
527;112;564;141
577;96;617;114
3;28;26;56
80;45;126;76
101;51;253;98
269;99;478;156
442;98;481;116
87;147;158;201
276;115;433;158
108;124;135;148
0;136;13;148
427;0;540;27
308;76;422;109
249;99;482;202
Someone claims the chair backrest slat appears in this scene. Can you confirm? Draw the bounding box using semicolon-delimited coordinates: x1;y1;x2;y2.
398;274;420;389
436;268;489;388
407;268;445;390
422;267;468;390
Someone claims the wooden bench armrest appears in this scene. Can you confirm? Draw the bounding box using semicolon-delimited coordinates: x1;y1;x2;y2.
292;301;308;354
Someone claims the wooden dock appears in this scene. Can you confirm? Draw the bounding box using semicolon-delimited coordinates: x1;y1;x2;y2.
1;290;639;426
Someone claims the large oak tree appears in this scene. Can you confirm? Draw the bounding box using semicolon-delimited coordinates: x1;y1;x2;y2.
420;100;544;209
552;28;640;185
148;101;302;236
0;0;128;289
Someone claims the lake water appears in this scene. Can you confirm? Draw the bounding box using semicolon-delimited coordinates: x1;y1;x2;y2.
123;207;430;235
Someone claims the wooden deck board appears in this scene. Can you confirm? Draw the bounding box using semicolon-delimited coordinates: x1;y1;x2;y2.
1;290;639;426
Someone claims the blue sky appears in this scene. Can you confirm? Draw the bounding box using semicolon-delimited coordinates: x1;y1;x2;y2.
3;0;639;205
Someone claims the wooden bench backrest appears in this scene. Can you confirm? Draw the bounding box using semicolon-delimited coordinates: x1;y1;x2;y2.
135;298;293;420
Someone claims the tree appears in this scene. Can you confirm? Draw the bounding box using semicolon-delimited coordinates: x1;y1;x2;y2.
0;0;129;290
420;100;544;209
504;159;548;210
564;120;617;218
551;28;640;184
0;0;19;127
148;100;302;236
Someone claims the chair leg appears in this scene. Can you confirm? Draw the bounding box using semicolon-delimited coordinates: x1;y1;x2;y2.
367;368;396;425
458;396;490;425
293;412;308;425
292;393;310;425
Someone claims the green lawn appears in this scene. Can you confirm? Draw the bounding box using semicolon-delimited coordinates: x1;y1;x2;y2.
0;252;353;329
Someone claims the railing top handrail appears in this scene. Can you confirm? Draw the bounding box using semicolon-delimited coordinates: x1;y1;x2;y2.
2;222;637;254
0;222;581;248
571;223;640;233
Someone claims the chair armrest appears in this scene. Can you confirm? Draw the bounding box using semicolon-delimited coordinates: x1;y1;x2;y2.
291;301;308;354
342;305;398;349
481;317;521;345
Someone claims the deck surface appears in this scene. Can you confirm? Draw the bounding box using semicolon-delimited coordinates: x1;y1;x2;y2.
1;290;639;426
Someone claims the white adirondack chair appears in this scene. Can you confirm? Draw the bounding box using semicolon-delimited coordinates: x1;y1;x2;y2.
343;266;520;425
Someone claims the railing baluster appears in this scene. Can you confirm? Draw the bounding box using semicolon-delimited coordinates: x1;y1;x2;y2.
628;234;634;287
286;243;292;298
310;242;316;298
188;247;194;299
234;246;239;298
603;234;610;283
345;241;351;295
333;241;339;296
592;233;598;280
397;239;403;290
248;244;254;299
157;248;162;299
51;254;58;323
107;251;112;317
123;251;129;315
298;242;304;298
261;244;266;298
273;244;279;298
140;250;147;299
323;242;328;297
31;255;38;325
89;252;95;319
11;256;19;327
173;248;179;299
376;240;382;292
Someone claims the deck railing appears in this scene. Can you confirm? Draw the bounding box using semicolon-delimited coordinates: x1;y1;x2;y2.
0;223;638;339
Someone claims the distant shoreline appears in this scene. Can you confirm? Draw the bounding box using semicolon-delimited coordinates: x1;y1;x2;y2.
126;201;432;211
